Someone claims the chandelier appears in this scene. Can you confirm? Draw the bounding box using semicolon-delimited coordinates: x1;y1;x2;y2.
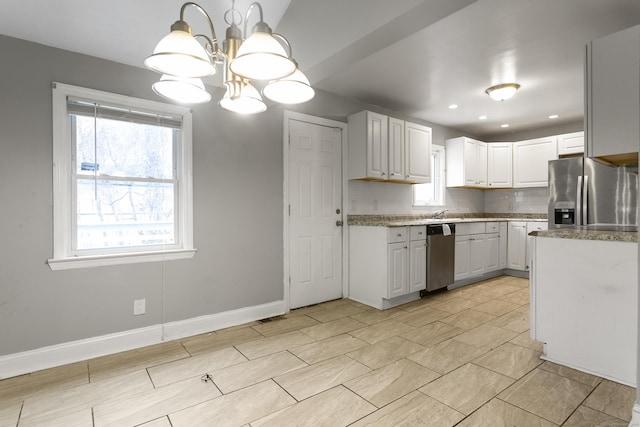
145;1;314;114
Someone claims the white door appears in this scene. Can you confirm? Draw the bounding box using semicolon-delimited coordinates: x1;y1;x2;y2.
288;119;343;309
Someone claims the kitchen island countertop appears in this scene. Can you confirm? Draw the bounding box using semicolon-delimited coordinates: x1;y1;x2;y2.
531;228;637;243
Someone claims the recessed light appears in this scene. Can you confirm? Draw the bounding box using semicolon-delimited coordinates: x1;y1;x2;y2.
478;115;488;120
448;104;458;109
549;114;559;119
500;124;510;128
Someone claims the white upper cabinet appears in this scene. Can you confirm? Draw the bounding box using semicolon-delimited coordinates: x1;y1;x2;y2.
586;25;640;161
557;131;584;156
487;143;513;188
348;110;388;180
404;122;432;183
388;117;405;180
445;137;487;188
513;136;558;188
349;111;431;183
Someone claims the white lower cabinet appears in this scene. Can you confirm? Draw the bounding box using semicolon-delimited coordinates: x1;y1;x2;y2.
454;223;485;281
350;225;426;309
499;222;508;269
387;241;408;299
409;238;427;293
484;233;500;272
507;221;548;271
507;222;528;270
455;221;507;283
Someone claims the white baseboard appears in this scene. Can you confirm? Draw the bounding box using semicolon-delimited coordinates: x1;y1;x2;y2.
630;403;640;426
0;300;286;380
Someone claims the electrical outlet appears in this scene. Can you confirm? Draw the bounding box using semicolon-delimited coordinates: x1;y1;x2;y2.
133;298;146;316
373;200;379;211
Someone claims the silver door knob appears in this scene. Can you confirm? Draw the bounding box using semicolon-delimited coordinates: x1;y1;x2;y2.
336;220;343;226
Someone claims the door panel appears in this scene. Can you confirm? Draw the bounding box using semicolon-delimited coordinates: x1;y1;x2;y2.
289;119;343;309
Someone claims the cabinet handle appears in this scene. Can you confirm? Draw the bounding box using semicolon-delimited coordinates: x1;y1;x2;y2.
336;220;343;226
397;234;402;237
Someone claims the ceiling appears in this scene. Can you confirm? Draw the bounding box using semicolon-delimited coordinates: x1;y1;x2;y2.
1;0;639;139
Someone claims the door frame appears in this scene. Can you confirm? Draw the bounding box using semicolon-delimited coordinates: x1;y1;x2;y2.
283;111;349;312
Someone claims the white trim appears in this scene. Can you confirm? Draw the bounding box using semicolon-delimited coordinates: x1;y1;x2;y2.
630;404;640;426
47;249;197;270
50;82;194;267
282;111;349;310
0;300;285;380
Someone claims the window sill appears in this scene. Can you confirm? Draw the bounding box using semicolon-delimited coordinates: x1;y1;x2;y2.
47;249;197;271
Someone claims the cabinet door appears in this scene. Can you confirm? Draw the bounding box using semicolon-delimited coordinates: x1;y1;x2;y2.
388;118;405;180
367;111;389;179
409;239;427;292
487;143;513;188
499;222;508;269
557;132;584;156
404;122;432;183
485;233;500;272
476;142;488;187
463;138;478;186
587;25;640;158
454;235;471;281
513;137;557;188
507;222;527;270
462;138;487;187
469;234;486;277
387;242;408;298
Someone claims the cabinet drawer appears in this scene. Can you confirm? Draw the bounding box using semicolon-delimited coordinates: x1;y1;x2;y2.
485;222;500;233
388;227;407;243
410;226;427;241
456;222;485;235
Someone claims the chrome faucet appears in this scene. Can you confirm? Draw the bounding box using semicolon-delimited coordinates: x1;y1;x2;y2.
432;209;448;219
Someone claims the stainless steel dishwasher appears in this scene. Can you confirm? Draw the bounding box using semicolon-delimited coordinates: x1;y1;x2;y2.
425;224;456;292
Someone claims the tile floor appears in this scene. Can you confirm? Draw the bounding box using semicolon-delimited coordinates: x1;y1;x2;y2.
0;275;636;426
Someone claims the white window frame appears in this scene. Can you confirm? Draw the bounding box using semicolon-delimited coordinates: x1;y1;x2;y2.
48;83;196;270
413;144;445;207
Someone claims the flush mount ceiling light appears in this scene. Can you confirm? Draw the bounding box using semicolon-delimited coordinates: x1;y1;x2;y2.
485;83;520;101
145;1;314;113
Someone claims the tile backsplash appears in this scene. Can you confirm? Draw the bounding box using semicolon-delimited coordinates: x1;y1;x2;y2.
484;188;549;214
348;180;548;215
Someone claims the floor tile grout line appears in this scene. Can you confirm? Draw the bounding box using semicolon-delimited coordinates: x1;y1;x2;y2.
494;395;562;425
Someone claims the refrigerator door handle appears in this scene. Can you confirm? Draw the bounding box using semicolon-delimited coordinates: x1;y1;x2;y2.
576;175;583;226
582;174;589;225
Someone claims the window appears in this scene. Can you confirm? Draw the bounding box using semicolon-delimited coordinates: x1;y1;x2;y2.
49;83;195;270
413;145;445;206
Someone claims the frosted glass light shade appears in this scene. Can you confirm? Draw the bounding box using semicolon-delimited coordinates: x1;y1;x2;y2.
263;69;315;104
145;30;216;78
229;31;296;81
152;75;211;104
219;83;267;114
486;83;520;101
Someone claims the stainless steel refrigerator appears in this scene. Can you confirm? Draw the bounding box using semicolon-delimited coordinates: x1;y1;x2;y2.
548;157;638;229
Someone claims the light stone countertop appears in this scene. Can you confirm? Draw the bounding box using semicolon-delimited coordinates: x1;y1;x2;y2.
531;228;638;243
347;214;547;227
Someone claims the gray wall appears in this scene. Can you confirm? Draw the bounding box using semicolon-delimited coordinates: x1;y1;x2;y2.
0;35;365;356
0;35;287;355
1;35;450;356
